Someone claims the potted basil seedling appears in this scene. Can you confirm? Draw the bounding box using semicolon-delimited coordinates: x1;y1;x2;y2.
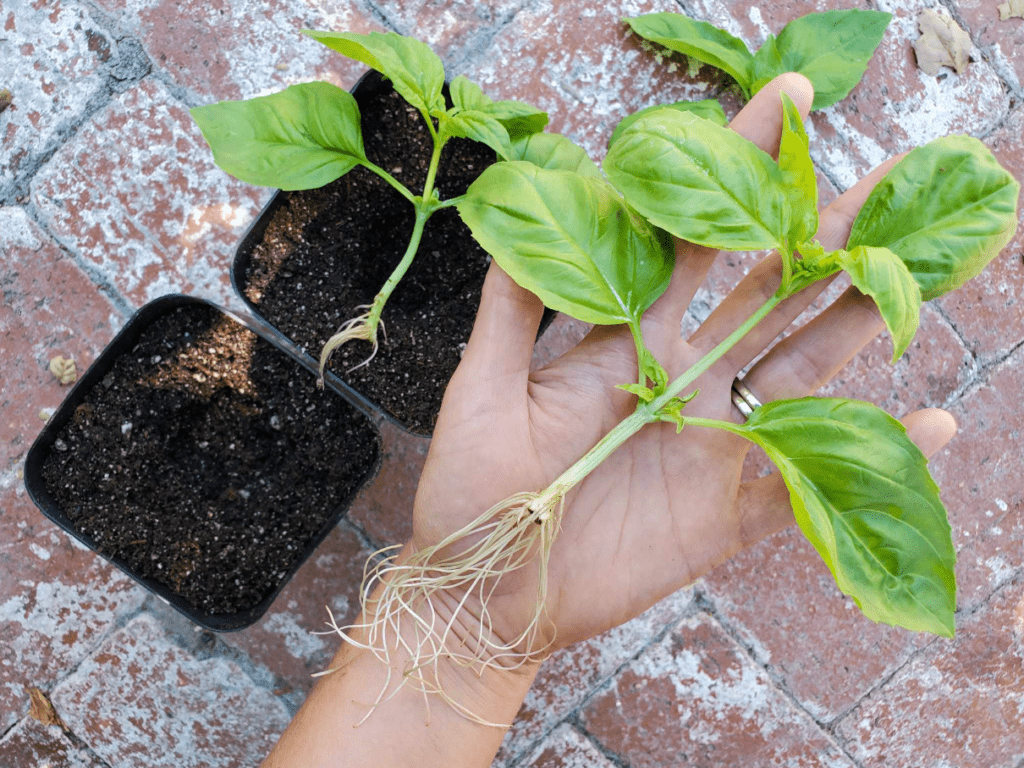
193;32;550;435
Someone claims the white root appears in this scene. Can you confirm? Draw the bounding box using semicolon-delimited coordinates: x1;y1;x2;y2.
317;490;565;726
317;305;387;387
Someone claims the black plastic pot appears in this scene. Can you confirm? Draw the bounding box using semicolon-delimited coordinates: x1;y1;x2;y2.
232;70;553;436
24;296;382;631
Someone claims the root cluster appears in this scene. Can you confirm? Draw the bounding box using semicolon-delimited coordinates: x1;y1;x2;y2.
318;490;564;726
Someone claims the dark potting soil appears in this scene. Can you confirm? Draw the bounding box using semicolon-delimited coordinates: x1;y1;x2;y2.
40;304;380;616
241;80;498;434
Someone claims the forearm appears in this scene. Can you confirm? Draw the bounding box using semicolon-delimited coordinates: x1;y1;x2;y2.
261;552;540;768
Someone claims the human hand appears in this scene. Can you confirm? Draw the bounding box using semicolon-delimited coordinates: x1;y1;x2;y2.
411;73;957;667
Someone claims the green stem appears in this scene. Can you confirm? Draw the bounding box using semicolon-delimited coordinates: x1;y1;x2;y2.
681;416;747;435
536;293;783;504
360;161;417;205
363;128;450;336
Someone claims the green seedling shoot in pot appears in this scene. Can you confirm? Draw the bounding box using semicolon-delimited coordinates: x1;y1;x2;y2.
191;31;548;380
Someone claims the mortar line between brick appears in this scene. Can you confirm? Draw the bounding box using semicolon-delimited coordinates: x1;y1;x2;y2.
564;716;631;768
503;597;700;768
22;202;134;318
942;337;1024;411
692;588;866;767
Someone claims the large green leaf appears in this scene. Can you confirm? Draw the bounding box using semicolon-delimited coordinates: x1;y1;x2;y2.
449;76;548;139
604;109;790;251
608;99;728;150
190;82;365;190
778;92;818;246
847;135;1020;301
457;162;674;325
731;397;956;637
303;30;446;115
510;133;601;177
625;13;753;94
773;10;892;109
836;246;922;362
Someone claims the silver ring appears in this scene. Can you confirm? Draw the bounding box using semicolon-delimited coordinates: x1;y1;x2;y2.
731;377;762;420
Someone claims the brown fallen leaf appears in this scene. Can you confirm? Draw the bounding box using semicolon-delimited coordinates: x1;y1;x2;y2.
998;0;1024;20
913;9;972;75
28;687;66;728
49;355;78;385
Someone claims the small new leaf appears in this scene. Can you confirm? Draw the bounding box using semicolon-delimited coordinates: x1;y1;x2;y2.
777;92;818;246
447;110;514;160
449;76;548;139
835;246;922;362
616;383;656;403
608;99;728;150
191;82;365;190
913;9;972;75
656;390;698;433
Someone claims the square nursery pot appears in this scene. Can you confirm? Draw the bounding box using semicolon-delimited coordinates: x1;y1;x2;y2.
25;296;382;631
233;70;553;437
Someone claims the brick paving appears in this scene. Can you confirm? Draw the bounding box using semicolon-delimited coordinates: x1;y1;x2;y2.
1;0;1022;766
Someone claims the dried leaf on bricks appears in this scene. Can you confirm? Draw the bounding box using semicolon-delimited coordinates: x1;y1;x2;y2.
913;9;972;75
998;0;1024;20
0;88;12;113
49;355;77;385
28;687;65;728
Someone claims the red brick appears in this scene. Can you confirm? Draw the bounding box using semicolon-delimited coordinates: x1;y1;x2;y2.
521;723;618;768
0;0;118;197
701;525;932;722
31;79;269;307
226;524;374;696
935;106;1024;361
0;717;105;768
580;611;854;767
930;350;1024;610
346;420;429;546
835;574;1024;767
806;1;1010;188
0;485;145;732
375;1;524;64
51;613;291;768
496;589;693;766
462;0;738;165
950;0;1024;92
90;0;383;100
0;207;121;471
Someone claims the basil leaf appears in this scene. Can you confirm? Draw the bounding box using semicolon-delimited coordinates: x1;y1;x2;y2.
604;109;790;252
847;135;1020;301
625;13;753;94
734;397;956;637
750;32;783;95
510;133;601;177
190;82;365;190
303;30;446;115
448;110;513;160
450;75;548;139
836;246;922;362
778;92;818;246
457;162;674;326
608;99;728;150
773;10;892;110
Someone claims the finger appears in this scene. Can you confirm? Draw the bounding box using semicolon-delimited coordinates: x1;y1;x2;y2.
690;153;904;373
646;73;815;327
740;284;884;404
735;408;958;547
460;259;545;379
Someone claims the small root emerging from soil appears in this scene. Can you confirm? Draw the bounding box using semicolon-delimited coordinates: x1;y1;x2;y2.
318;490;564;726
317;306;385;386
